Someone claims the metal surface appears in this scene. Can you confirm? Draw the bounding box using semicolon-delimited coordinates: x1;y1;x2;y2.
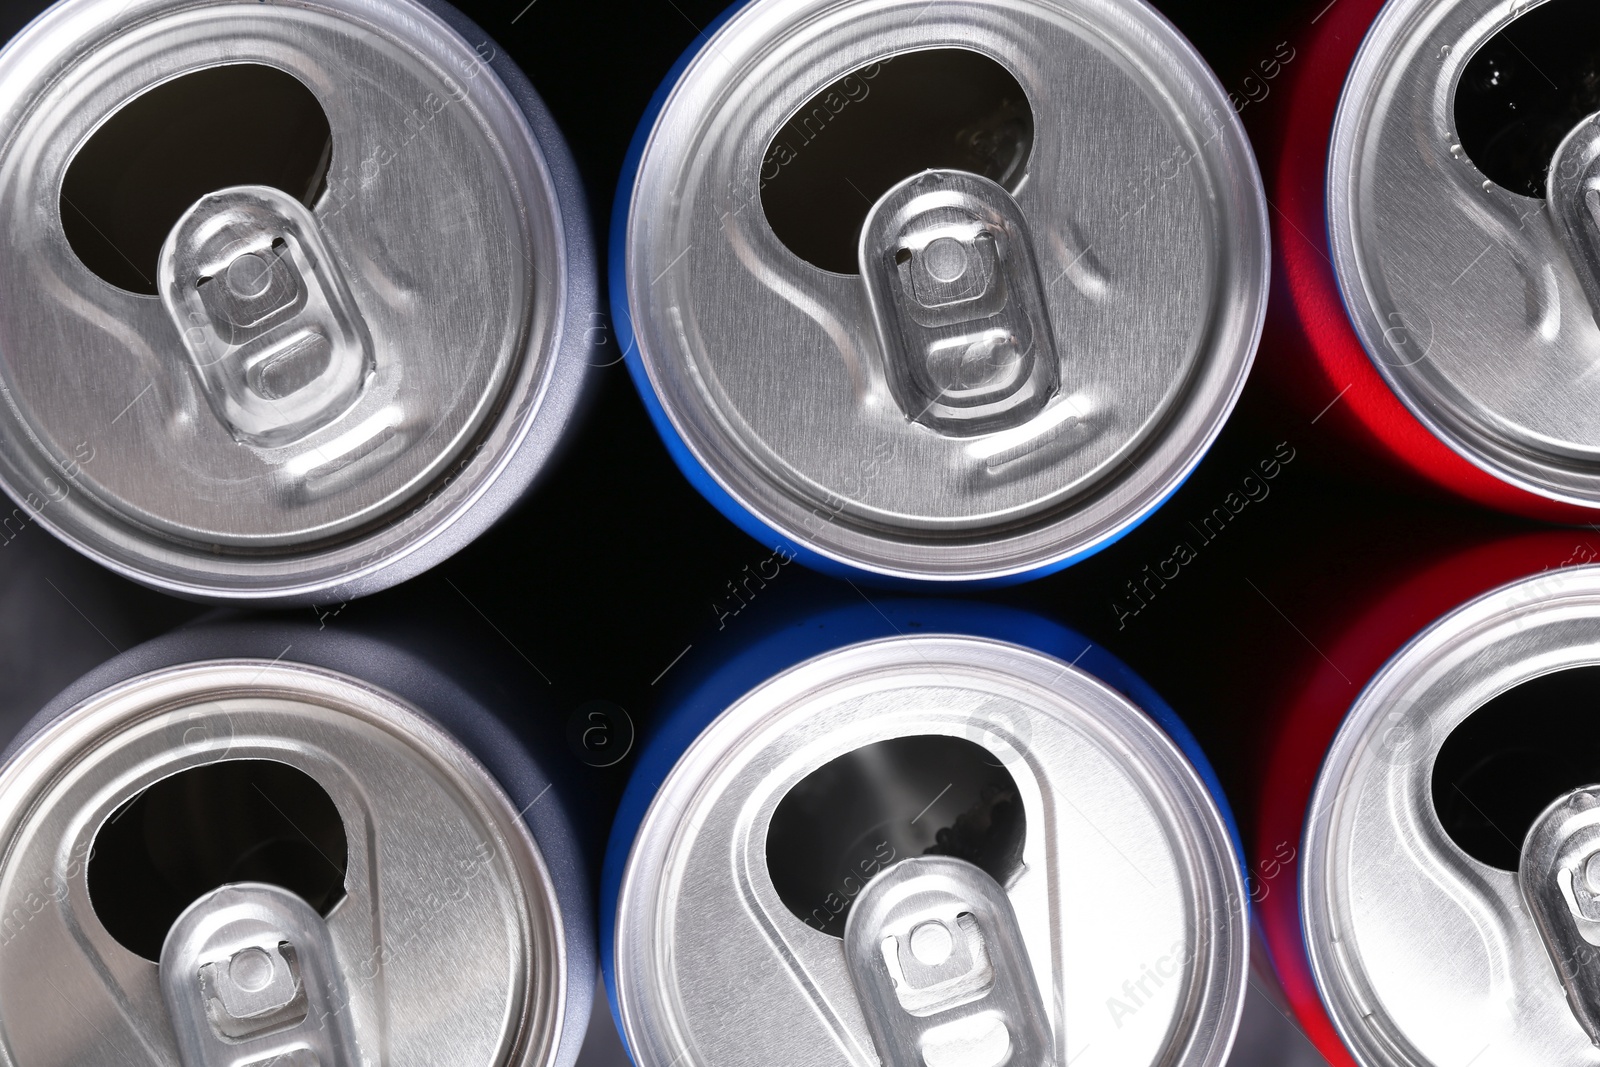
1328;0;1600;507
1520;786;1600;1047
0;0;594;602
623;0;1268;580
0;659;568;1066
161;883;360;1067
844;855;1053;1067
612;635;1248;1067
1302;566;1600;1066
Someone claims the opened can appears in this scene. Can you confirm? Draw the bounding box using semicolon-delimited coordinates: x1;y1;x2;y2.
0;0;597;603
1263;0;1600;521
613;0;1269;583
1250;527;1600;1065
0;615;594;1067
602;599;1248;1067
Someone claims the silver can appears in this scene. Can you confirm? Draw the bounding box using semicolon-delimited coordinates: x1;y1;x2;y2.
0;0;596;603
1302;565;1600;1064
1328;0;1600;507
609;633;1248;1067
0;617;592;1067
615;0;1268;582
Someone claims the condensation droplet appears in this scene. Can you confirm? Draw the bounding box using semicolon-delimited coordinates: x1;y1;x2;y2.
1440;43;1452;59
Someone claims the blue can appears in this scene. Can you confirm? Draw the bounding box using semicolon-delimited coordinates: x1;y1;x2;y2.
611;0;1268;584
0;613;594;1067
601;596;1248;1067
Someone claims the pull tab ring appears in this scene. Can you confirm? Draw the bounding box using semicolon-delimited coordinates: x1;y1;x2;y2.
844;855;1055;1067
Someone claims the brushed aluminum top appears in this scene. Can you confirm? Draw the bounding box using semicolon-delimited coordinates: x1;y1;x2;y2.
0;660;567;1067
623;0;1267;580
1303;565;1600;1066
1329;0;1600;507
0;0;570;597
612;636;1248;1067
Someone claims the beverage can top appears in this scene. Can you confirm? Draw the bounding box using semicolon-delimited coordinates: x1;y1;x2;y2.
0;0;589;600
1330;0;1600;507
1303;564;1600;1063
612;634;1247;1067
0;658;567;1067
620;0;1268;580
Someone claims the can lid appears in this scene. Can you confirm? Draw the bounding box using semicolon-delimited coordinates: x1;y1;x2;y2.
0;660;567;1066
0;0;572;597
622;0;1267;580
1330;0;1600;506
1303;565;1600;1063
613;635;1247;1067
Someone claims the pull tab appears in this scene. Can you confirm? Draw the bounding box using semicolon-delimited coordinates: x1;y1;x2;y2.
859;170;1059;438
158;185;374;449
160;882;362;1067
1548;114;1600;326
843;855;1054;1067
1519;784;1600;1045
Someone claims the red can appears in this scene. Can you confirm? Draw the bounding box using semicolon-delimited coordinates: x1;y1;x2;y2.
1252;525;1600;1065
1258;0;1600;522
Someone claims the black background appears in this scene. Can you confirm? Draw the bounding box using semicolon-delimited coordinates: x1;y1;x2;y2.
0;0;1545;877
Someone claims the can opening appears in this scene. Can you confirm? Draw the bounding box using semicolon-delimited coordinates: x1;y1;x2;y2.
759;49;1033;275
1454;0;1600;199
87;759;348;961
61;64;333;295
1431;665;1600;870
765;734;1025;938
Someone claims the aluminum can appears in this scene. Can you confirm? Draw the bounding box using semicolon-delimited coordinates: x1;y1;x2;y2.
0;0;597;603
602;598;1248;1067
1250;527;1600;1065
613;0;1269;584
1262;0;1600;522
0;614;594;1067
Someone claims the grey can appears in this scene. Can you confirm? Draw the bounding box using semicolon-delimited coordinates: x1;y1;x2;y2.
0;0;596;603
0;617;594;1067
614;0;1269;583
